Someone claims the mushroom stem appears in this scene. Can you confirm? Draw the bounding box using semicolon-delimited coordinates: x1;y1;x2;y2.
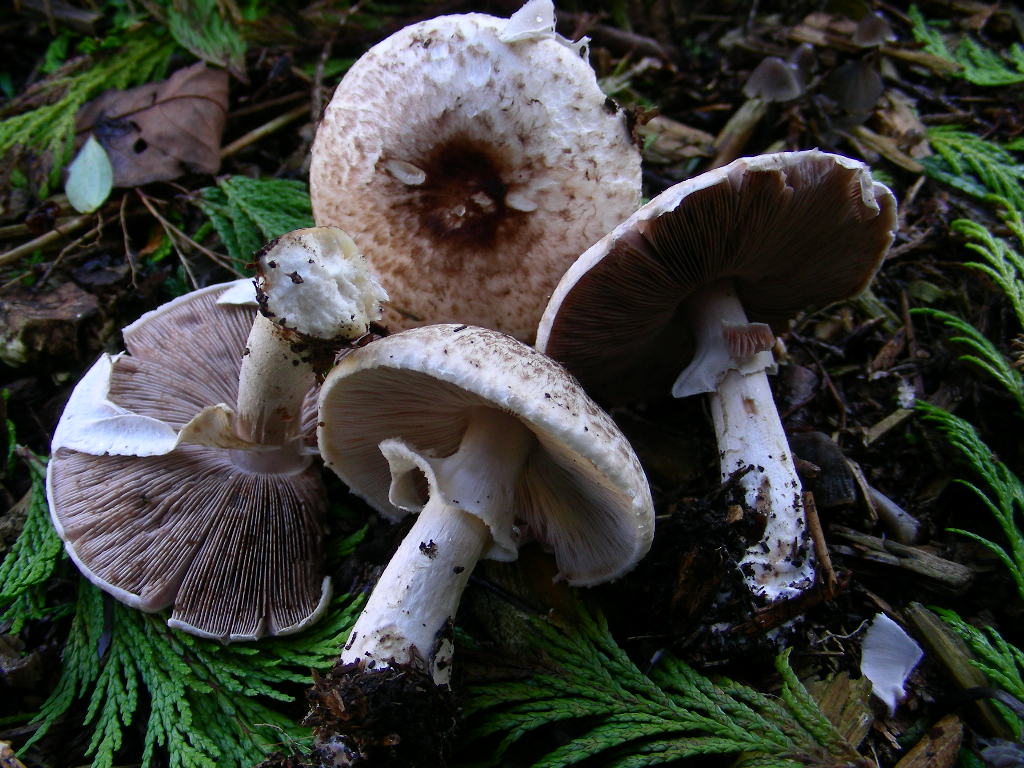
341;407;535;684
233;227;387;447
342;487;490;682
235;314;314;446
709;357;816;603
672;279;774;399
676;280;815;601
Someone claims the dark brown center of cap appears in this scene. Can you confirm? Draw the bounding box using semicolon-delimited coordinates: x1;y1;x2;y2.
384;134;528;272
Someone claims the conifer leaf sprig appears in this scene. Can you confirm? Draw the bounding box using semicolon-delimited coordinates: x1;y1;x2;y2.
0;449;64;633
461;607;858;767
23;582;362;768
196;176;315;271
916;403;1024;599
954;209;1024;328
932;607;1024;737
924;127;1024;210
0;29;175;193
912;308;1024;411
909;6;1024;86
165;0;248;78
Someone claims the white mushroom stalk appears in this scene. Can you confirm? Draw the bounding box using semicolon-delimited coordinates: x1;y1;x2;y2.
235;227;388;450
537;150;899;607
673;280;810;601
342;408;534;683
310;324;654;764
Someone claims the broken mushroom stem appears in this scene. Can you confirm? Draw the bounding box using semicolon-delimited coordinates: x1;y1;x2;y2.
675;279;814;602
342;407;534;683
233;227;387;449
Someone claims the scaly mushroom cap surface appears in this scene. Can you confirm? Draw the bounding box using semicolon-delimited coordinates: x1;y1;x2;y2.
310;9;642;342
317;324;654;585
47;281;329;641
536;150;898;403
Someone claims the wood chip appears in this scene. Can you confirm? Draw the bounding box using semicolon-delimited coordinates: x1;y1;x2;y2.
894;714;963;768
830;526;974;592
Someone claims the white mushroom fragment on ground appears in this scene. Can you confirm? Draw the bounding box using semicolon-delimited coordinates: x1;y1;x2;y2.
47;227;387;641
309;324;654;764
309;0;642;342
860;612;923;715
537;150;898;603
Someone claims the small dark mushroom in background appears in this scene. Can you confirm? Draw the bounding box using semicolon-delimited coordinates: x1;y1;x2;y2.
311;323;654;764
711;48;811;168
309;0;641;342
852;12;895;48
824;57;884;128
47;228;387;641
537;150;898;603
743;56;805;103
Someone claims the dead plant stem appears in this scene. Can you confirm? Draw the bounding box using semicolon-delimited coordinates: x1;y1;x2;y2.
220;104;309;159
0;213;94;267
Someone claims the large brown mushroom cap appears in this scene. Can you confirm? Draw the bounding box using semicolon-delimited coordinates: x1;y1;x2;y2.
536;150;898;403
310;10;641;342
47;282;329;641
317;324;654;586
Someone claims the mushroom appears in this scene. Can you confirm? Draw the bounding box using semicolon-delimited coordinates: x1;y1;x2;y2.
711;48;812;168
311;324;654;762
536;150;897;602
309;0;642;342
47;227;388;641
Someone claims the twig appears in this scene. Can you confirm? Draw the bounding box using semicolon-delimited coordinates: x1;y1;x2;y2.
555;10;678;61
313;34;337;121
229;90;306;120
903;603;1013;739
136;191;216;289
830;525;974;592
38;213;106;286
0;214;94;268
805;492;838;598
137;190;236;274
120;193;138;287
219;104;310;160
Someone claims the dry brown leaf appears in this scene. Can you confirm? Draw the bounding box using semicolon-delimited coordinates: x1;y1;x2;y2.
75;62;229;188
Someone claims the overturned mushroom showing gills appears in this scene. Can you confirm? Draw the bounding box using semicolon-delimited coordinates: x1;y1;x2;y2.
47;227;387;641
310;0;642;342
537;150;897;602
312;324;654;764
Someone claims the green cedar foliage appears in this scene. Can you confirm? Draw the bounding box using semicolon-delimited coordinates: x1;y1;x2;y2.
913;307;1024;411
196;176;315;271
914;124;1024;746
460;606;860;767
912;201;1024;409
0;450;64;633
909;6;1024;86
924;127;1024;210
0;28;175;195
913;127;1024;597
21;584;362;768
916;403;1024;601
165;0;248;79
932;607;1024;738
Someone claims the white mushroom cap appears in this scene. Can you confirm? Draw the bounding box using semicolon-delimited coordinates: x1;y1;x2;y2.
310;4;642;342
317;324;654;585
536;150;898;403
47;281;329;641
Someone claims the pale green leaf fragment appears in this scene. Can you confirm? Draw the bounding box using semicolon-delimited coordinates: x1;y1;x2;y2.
65;135;113;213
